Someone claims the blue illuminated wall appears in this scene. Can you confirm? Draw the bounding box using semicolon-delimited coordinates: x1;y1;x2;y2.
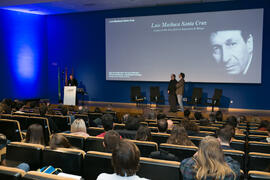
0;9;48;100
46;0;270;110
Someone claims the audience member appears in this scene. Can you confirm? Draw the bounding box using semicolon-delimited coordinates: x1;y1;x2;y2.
184;109;191;120
217;127;234;150
261;124;270;143
97;140;148;180
181;119;200;136
25;124;45;145
167;119;174;131
157;119;168;133
39;105;58;133
60;106;75;124
208;113;215;123
258;120;269;131
167;125;195;146
14;102;25;114
97;114;114;137
125;116;140;131
157;113;167;120
215;111;223;122
103;130;121;152
237;115;247;124
135;126;152;141
49;134;72;150
180;136;240;180
226;116;243;134
1;104;12;114
70;119;89;137
194;111;203;120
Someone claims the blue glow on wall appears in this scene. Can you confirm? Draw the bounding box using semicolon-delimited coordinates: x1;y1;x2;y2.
0;9;47;100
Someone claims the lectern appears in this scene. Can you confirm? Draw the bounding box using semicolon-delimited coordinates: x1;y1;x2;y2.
64;86;76;105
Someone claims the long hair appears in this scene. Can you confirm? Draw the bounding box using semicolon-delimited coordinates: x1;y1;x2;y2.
135;126;152;141
194;136;236;179
25;124;45;145
49;134;72;150
167;125;195;146
71;119;87;133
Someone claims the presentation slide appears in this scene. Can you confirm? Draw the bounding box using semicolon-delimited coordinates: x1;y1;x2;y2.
105;9;263;83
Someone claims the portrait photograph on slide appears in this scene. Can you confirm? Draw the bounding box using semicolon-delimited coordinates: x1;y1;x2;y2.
105;8;263;83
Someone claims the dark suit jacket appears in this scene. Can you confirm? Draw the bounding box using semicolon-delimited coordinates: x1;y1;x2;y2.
176;78;185;95
168;79;177;95
67;79;78;86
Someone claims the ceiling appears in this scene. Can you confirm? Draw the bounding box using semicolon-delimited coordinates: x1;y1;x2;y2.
0;0;234;15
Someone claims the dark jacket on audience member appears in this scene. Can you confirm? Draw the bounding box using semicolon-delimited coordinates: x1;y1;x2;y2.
180;156;240;180
221;145;234;150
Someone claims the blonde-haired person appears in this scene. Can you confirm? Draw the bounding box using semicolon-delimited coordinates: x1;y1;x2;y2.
180;136;240;180
70;119;89;137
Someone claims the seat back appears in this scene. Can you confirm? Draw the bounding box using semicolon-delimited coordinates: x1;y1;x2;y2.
116;129;137;139
6;142;44;170
84;136;105;152
46;115;70;132
249;130;268;136
138;157;181;180
248;152;270;171
113;123;125;130
22;171;76;180
248;135;268;142
2;115;28;130
231;139;245;151
199;126;218;132
42;148;85;176
83;151;113;180
87;127;104;136
189;136;203;146
0;166;26;180
88;113;103;126
234;134;246;141
159;143;197;161
151;133;170;145
149;127;158;132
129;140;158;157
60;133;85;150
248;171;270;180
223;150;245;170
0;119;22;142
248;141;270;153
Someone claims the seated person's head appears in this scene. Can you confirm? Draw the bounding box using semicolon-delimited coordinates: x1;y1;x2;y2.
157;119;168;133
217;127;233;145
60;106;68;116
29;101;38;109
167;125;194;146
125;116;140;131
184;109;191;118
258;120;269;130
101;114;113;131
209;113;215;122
181;119;200;133
199;119;210;126
71;119;87;133
135;126;152;141
49;134;72;150
237;115;247;123
195;136;236;179
194;111;203;120
94;107;102;113
15;102;24;111
226;116;238;128
157;113;167;120
39;105;47;117
222;124;236;136
25;124;45;145
2;104;11;114
167;120;174;130
0;133;7;150
215;111;223;121
267;125;270;137
112;140;140;177
104;130;121;152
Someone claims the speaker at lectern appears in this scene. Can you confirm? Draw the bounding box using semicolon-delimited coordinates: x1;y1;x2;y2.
64;86;76;105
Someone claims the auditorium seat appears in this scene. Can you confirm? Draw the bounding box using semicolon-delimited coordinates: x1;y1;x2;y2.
128;140;158;157
6;142;44;170
248;171;270;180
137;157;181;180
22;171;76;180
196;131;215;136
249;130;268;136
113;123;125;130
84;136;105;152
0;119;23;142
189;136;203;146
199;126;219;132
74;114;89;127
84;151;181;180
46;115;71;132
148;122;158;127
248;141;270;154
88;113;103;126
87;127;104;136
151;133;170;145
1;115;28;131
42;148;85;176
140;122;148;126
223;149;245;170
60;133;86;150
248;152;270;171
248;135;268;142
231;139;245;151
149;127;158;132
159;143;198;161
234;134;246;141
0;165;26;180
145;119;157;124
116;129;137;139
83;151;113;180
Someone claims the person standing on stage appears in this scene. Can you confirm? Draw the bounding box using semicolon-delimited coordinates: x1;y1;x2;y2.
176;72;185;112
67;74;78;86
168;74;177;112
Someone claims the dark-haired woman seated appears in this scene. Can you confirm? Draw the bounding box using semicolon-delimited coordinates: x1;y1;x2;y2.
167;125;195;146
